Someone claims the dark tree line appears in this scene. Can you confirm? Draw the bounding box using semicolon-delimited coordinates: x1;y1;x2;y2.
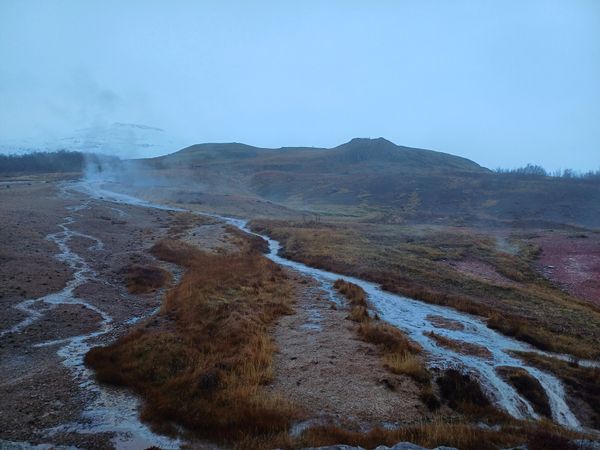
0;150;86;174
495;164;600;179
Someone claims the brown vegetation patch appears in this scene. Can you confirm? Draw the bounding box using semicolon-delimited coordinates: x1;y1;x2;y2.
86;239;297;444
295;422;515;450
496;366;551;418
427;314;465;331
426;332;492;359
294;419;588;450
333;279;436;414
122;264;171;294
334;279;369;313
485;313;587;357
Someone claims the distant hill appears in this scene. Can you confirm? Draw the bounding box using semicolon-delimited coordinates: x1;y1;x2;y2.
128;138;600;228
156;137;485;173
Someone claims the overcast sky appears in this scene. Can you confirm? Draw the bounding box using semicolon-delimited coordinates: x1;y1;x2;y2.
1;0;599;170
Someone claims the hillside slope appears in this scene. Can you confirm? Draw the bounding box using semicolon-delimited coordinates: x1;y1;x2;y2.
130;138;600;228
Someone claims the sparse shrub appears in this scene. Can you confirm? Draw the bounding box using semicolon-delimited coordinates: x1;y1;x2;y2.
419;384;441;410
123;264;171;294
437;369;493;415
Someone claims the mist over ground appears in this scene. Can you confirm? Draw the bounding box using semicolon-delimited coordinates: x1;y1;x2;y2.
1;1;599;171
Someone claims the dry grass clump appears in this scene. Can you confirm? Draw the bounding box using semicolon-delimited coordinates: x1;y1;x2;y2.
334;279;368;307
383;352;430;384
123;264;171;294
292;415;591;450
86;239;297;444
294;422;518;450
496;366;551;418
333;279;429;386
333;278;371;322
358;321;421;356
426;331;492;359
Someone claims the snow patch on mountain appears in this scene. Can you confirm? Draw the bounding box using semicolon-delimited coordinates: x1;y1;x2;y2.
0;123;189;158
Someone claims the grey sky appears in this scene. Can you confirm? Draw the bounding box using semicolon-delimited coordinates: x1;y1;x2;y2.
1;0;599;171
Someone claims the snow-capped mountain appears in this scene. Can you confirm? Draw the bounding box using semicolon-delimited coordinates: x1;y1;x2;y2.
0;123;189;158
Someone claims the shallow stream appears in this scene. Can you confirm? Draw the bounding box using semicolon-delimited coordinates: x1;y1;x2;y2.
75;180;600;432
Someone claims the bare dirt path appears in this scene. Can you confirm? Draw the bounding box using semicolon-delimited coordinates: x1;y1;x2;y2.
267;275;433;430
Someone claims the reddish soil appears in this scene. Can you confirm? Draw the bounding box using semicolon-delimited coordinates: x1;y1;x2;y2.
533;231;600;306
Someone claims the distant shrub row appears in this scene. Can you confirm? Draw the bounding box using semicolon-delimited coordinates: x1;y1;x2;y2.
0;150;86;174
495;164;600;179
0;150;122;175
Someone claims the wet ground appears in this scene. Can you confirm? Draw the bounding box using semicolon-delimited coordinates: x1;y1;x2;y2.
0;181;182;448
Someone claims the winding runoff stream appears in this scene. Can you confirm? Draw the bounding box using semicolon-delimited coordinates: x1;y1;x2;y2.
74;180;600;433
4;179;597;449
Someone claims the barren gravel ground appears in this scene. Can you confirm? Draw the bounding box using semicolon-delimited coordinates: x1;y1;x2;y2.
0;180;178;448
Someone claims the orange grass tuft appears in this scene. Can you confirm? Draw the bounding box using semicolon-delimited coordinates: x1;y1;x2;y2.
86;239;297;444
